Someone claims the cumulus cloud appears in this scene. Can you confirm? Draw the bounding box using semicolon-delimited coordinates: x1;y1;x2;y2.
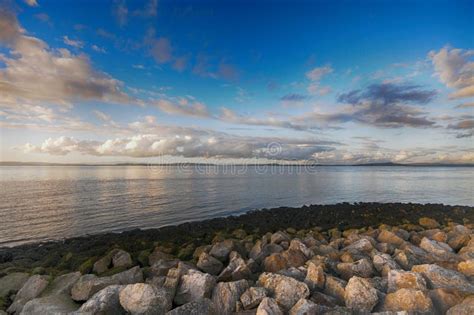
21;133;338;161
429;46;474;99
63;36;83;48
336;83;437;128
152;98;211;118
0;8;132;108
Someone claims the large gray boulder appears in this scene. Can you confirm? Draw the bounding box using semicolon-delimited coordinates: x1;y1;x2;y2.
344;276;378;312
196;252;223;276
20;294;78;315
240;287;267;310
258;272;310;310
71;274;115;302
387;270;427;293
112;250;133;269
256;297;283;315
42;272;81;296
174;269;216;305
77;285;125;314
289;298;324;315
119;283;170;315
211;279;249;315
0;272;30;299
412;264;474;292
7;275;50;314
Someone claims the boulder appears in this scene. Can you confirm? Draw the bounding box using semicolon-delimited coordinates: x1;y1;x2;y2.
258;272;310;310
387;270;427;293
343;238;374;253
119;283;170;314
0;272;30;299
458;259;474;277
7;275;50;314
447;295;474;315
41;271;81;296
419;237;457;261
93;255;112;274
240;287;267;310
304;261;325;290
344;276;378;312
309;292;338;308
263;253;287;273
382;288;434;313
112;250;133;269
376;243;395;255
77;285;125;314
256;297;283;315
323;275;346;305
277;267;306;282
289;239;313;259
289;298;324;315
197;252;223;276
412;264;474;292
71;274;115;302
110;266;144;284
174;269;216;305
419;217;440;229
250;243;284;264
149;259;180;277
217;252;252;282
337;258;374;280
166;298;215;315
149;249;174;266
209;240;237;262
20;294;78;315
211;279;249;315
271;231;291;244
373;254;400;277
281;249;308;268
377;230;405;246
428;288;466;314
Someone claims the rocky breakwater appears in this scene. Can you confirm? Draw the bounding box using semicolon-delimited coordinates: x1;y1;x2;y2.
1;216;473;314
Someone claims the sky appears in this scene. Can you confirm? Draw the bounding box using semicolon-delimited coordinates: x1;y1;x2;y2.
0;0;473;164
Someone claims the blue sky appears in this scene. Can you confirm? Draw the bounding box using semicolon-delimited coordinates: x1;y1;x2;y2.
0;0;473;164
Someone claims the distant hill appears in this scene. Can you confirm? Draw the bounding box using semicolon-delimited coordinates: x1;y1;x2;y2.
1;161;473;167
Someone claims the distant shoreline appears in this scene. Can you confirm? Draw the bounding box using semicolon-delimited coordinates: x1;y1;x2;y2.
1;161;474;167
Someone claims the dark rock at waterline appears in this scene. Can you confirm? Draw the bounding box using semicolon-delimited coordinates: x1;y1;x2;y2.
0;203;472;273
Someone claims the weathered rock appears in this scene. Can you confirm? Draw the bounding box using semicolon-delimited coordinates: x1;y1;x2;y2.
271;231;291;244
344;276;378;312
309;291;338;308
77;285;125;314
343;238;374;253
119;283;170;314
93;255;112;274
428;288;466;314
111;266;144;285
21;293;78;315
197;252;223;276
112;250;133;269
0;272;29;298
289;298;324;315
373;254;400;277
217;252;252;282
378;230;405;246
448;233;470;251
323;275;346;305
240;287;267;310
446;295;474;315
263;253;287;272
376;243;395;255
419;217;440;229
412;264;474;292
337;258;374;280
258;272;310;310
7;275;50;314
382;288;434;313
209;240;237;262
71;274;115;302
281;249;308;268
419;237;457;262
174;269;216;305
166;298;214;315
289;239;313;259
458;259;474;277
42;271;81;296
304;261;325;290
277;267;306;282
256;297;283;315
387;270;427;293
211;279;249;314
149;259;180;277
149;248;174;266
193;245;212;260
250;243;284;264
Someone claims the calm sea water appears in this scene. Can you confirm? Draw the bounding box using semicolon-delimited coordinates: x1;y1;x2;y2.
1;165;473;247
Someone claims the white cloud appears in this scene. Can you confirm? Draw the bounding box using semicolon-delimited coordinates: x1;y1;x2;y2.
429;46;474;99
306;65;333;81
24;0;38;7
63;36;83;48
153;98;211;118
0;9;133;108
91;45;106;53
